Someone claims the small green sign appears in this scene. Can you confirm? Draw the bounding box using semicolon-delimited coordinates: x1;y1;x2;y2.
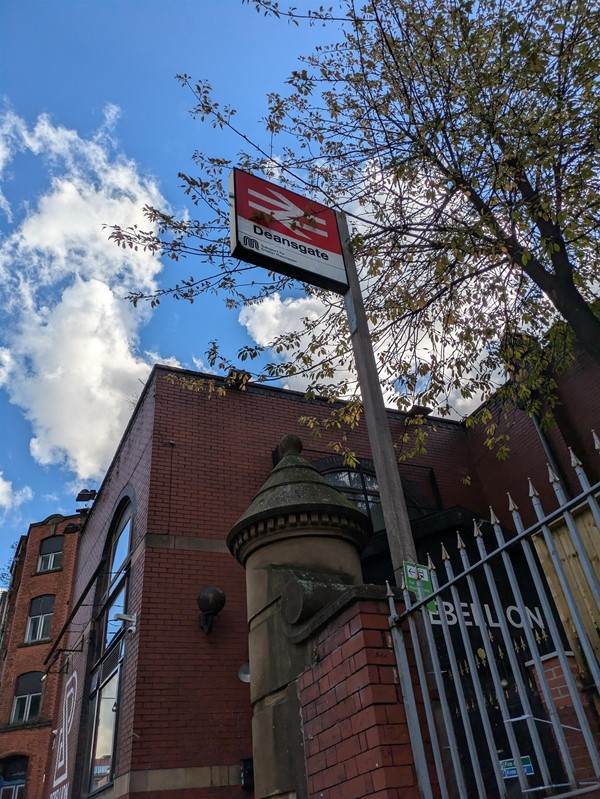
499;755;534;779
403;561;436;612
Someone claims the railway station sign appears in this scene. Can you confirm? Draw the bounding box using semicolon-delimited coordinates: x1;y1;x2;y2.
229;168;349;293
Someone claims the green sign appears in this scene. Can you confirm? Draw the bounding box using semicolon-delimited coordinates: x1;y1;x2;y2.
403;562;436;612
499;755;534;779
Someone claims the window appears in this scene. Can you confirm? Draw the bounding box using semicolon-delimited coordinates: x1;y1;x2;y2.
0;757;27;799
324;467;384;532
1;784;24;799
87;504;132;793
37;536;63;572
25;595;55;643
88;661;121;792
11;673;42;724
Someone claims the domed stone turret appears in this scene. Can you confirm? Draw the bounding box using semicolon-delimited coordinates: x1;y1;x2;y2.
227;435;371;799
227;434;370;565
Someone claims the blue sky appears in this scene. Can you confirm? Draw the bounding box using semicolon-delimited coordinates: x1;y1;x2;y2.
0;0;338;573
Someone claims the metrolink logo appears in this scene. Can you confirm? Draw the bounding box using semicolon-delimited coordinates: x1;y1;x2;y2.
242;235;260;251
252;223;330;260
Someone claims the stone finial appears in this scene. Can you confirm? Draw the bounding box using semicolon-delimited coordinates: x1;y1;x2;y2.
279;434;303;457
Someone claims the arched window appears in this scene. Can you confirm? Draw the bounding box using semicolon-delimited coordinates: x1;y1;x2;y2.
25;595;55;643
11;673;43;724
0;756;28;799
322;466;384;533
87;503;132;793
37;536;64;572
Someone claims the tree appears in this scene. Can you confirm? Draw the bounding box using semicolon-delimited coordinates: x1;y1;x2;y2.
0;540;17;588
110;0;600;427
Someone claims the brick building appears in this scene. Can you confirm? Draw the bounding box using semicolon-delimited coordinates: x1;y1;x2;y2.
0;514;81;799
4;351;598;799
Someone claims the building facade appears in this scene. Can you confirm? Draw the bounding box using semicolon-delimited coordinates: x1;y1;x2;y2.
0;514;81;799
3;351;598;799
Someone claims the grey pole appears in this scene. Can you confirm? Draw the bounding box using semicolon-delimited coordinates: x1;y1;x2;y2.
337;211;417;580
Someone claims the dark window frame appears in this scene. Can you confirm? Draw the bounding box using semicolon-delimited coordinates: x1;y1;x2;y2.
86;503;132;795
321;463;383;530
37;536;64;573
0;756;27;799
11;673;43;724
25;595;55;643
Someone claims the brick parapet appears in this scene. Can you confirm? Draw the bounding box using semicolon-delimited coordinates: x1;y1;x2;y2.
299;599;419;799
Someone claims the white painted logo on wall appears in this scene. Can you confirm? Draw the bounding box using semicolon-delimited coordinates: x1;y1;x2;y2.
52;671;78;794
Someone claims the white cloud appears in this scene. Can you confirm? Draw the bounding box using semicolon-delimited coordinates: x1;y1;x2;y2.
0;471;33;512
0;347;13;387
239;291;488;418
239;293;357;393
0;109;163;304
191;355;215;374
145;351;182;369
240;294;323;347
9;278;152;478
0;108;170;480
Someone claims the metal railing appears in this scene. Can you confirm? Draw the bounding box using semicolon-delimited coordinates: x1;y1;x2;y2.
389;443;600;799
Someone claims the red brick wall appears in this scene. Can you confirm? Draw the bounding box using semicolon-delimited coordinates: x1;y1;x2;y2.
49;380;157;798
553;350;600;485
530;654;600;784
465;350;600;530
0;515;80;799
130;548;251;772
149;372;489;535
299;599;420;799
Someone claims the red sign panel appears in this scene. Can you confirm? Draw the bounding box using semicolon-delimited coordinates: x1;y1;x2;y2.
229;169;348;293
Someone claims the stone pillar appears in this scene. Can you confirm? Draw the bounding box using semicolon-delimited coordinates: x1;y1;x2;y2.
227;435;370;799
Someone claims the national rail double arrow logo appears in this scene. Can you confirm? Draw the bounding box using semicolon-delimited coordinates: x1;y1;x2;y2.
246;185;329;242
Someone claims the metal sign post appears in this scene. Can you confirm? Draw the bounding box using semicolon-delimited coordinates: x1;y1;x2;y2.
337;211;417;580
230;171;417;580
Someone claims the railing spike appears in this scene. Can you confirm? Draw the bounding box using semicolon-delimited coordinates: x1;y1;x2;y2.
473;519;483;538
569;448;582;468
457;531;465;549
489;506;499;525
528;478;539;498
441;543;450;561
385;580;394;598
507;493;518;512
399;572;407;591
427;553;436;571
593;429;600;452
547;463;559;484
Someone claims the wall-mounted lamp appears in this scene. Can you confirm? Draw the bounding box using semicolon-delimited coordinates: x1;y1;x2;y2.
197;586;226;634
237;662;250;683
76;489;97;503
63;523;82;534
114;613;137;635
406;404;433;417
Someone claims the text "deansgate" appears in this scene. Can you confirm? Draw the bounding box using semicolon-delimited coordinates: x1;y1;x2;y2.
252;223;331;260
